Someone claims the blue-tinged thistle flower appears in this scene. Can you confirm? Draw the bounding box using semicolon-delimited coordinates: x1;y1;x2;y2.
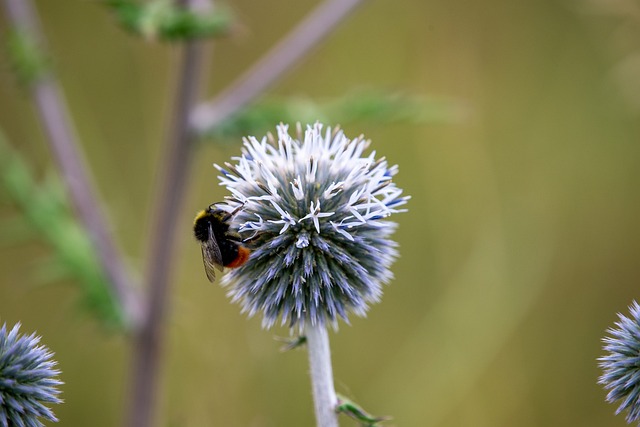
0;323;63;427
216;122;409;330
599;301;640;424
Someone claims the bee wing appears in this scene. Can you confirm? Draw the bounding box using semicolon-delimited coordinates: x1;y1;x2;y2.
201;224;224;282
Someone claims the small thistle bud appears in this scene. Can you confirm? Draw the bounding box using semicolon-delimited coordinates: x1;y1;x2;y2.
216;122;409;330
599;301;640;424
0;323;63;427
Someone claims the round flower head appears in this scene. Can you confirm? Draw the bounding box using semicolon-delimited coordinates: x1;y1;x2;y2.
599;301;640;424
216;122;409;330
0;323;63;426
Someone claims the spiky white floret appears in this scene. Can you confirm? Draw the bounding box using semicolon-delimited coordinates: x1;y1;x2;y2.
216;123;409;329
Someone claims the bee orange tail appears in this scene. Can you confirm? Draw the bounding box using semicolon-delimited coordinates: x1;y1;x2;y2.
227;246;251;268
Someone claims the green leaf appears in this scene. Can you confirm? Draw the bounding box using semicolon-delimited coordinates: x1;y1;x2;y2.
336;394;391;427
201;90;463;141
5;30;49;86
0;132;126;330
105;0;232;41
276;335;307;351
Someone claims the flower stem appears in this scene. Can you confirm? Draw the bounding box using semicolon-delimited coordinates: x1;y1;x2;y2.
305;323;339;427
126;1;210;425
1;0;141;328
190;0;366;134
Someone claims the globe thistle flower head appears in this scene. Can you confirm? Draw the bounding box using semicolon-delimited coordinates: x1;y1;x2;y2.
216;122;409;330
0;323;63;427
599;301;640;424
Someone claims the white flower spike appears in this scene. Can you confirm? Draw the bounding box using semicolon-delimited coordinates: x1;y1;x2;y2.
216;123;409;330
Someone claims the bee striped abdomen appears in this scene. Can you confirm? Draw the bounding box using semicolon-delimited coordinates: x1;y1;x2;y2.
225;246;250;268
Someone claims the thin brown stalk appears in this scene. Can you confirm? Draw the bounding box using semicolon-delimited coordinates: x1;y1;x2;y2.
190;0;366;133
1;0;141;327
125;9;210;427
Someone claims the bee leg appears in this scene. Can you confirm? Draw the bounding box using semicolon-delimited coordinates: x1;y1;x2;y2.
221;202;246;222
225;233;243;243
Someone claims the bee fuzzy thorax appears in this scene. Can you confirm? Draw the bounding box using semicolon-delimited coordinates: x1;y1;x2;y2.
193;206;249;282
193;210;213;243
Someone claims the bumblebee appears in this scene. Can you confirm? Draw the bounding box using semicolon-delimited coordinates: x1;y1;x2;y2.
193;204;250;282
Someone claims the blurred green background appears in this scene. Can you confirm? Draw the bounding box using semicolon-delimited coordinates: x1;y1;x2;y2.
2;0;640;426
